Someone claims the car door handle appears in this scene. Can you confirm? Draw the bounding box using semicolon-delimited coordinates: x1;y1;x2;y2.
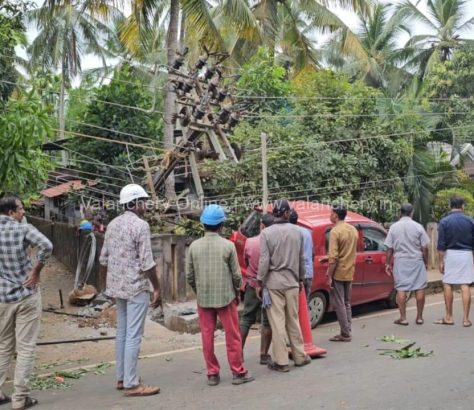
365;256;373;264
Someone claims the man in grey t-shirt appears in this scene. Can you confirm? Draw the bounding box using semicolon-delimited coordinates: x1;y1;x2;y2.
385;204;429;326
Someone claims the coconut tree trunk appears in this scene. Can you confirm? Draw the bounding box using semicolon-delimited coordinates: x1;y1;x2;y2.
59;56;68;166
163;0;180;201
179;8;186;49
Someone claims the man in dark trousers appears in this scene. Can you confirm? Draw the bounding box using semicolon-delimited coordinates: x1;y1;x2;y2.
326;204;358;342
240;213;274;365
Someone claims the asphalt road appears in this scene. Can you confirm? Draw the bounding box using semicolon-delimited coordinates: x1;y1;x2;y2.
20;291;474;410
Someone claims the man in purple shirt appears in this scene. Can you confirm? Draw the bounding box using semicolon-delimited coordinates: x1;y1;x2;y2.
240;213;273;365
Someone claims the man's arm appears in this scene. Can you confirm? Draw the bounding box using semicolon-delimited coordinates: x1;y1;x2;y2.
385;248;394;276
23;226;53;288
229;246;242;293
326;230;339;287
298;234;305;284
437;221;446;274
186;247;196;293
137;224;161;308
257;233;270;286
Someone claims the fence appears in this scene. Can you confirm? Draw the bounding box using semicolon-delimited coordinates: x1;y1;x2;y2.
29;216;192;303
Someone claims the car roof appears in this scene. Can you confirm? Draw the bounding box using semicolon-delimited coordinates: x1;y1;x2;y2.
264;200;375;229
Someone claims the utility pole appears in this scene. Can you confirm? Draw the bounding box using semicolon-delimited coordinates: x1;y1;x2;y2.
261;132;268;214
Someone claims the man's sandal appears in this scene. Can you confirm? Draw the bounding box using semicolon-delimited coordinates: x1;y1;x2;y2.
124;384;160;397
117;377;142;390
15;397;38;410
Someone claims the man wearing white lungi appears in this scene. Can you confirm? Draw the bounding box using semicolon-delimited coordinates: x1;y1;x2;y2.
385;204;429;326
435;196;474;327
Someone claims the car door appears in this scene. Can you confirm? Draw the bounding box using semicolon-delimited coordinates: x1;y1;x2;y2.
323;224;365;304
360;224;392;302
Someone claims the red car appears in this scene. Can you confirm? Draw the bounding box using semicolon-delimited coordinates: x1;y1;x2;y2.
229;201;396;327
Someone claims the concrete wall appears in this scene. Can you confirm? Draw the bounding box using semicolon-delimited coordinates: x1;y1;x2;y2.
29;216;192;302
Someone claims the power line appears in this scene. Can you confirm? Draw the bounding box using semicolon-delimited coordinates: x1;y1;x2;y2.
0;79;164;115
242;111;472;119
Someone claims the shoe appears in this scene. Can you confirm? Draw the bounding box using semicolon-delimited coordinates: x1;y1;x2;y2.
13;397;38;410
329;334;352;342
232;372;255;385
124;384;160;396
208;375;220;386
267;361;290;373
260;354;271;365
295;355;312;367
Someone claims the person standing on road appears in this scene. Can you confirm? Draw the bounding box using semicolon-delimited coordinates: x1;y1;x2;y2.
385;203;430;326
186;205;254;387
289;209;314;302
435;196;474;327
326;204;358;342
0;195;53;410
99;184;161;397
258;199;311;372
240;213;274;366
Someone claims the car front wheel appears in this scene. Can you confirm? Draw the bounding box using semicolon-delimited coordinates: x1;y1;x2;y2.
308;291;327;328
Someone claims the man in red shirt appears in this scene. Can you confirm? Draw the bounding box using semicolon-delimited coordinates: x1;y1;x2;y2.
240;213;274;365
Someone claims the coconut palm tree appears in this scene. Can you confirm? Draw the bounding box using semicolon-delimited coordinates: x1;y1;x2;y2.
396;0;474;78
324;3;415;96
28;1;111;146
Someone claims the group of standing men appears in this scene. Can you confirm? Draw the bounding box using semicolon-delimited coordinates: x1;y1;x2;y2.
0;187;472;407
385;196;474;327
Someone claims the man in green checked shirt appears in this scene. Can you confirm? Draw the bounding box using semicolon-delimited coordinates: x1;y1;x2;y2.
186;204;254;387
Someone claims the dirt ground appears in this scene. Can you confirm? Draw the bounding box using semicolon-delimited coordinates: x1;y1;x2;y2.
35;257;226;373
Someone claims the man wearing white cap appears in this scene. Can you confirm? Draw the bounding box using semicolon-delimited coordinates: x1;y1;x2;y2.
100;184;161;396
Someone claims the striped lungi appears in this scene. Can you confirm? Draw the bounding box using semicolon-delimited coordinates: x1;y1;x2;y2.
393;258;427;291
443;250;474;285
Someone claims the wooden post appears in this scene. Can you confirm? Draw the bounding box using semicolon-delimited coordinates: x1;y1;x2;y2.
261;132;268;214
143;156;158;201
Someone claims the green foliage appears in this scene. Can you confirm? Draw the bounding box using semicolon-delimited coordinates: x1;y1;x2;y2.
236;47;292;114
423;46;474;146
0;1;28;104
433;188;474;220
0;92;54;196
66;65;163;193
204;69;425;223
379;341;433;359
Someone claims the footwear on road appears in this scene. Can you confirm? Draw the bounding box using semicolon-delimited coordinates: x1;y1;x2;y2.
294;355;312;367
232;372;255;385
267;361;290;372
208;375;220;386
124;384;160;396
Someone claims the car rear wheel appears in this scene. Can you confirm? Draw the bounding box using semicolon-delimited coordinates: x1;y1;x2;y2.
386;289;412;309
308;291;327;328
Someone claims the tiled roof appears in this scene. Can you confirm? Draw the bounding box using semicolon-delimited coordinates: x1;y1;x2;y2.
41;180;97;198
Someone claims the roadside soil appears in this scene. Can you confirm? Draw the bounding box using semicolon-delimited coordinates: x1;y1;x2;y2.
34;257;228;373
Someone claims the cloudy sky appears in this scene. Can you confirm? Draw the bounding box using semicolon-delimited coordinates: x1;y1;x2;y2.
25;0;474;71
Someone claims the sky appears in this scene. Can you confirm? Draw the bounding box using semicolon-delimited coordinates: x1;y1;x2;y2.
23;0;474;72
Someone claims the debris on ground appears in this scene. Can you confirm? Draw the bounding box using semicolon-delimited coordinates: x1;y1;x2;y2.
32;362;112;391
78;305;117;329
378;335;412;344
378;341;433;359
68;284;98;306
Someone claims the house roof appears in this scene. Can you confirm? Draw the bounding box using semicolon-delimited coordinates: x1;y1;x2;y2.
41;180;97;198
451;143;474;167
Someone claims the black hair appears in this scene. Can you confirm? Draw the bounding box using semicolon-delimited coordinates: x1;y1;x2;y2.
332;204;347;221
272;199;290;217
261;213;274;228
0;195;20;215
288;209;298;224
400;203;413;216
203;223;223;232
450;196;465;209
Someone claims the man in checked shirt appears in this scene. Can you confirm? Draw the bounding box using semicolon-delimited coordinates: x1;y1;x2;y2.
0;195;53;410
